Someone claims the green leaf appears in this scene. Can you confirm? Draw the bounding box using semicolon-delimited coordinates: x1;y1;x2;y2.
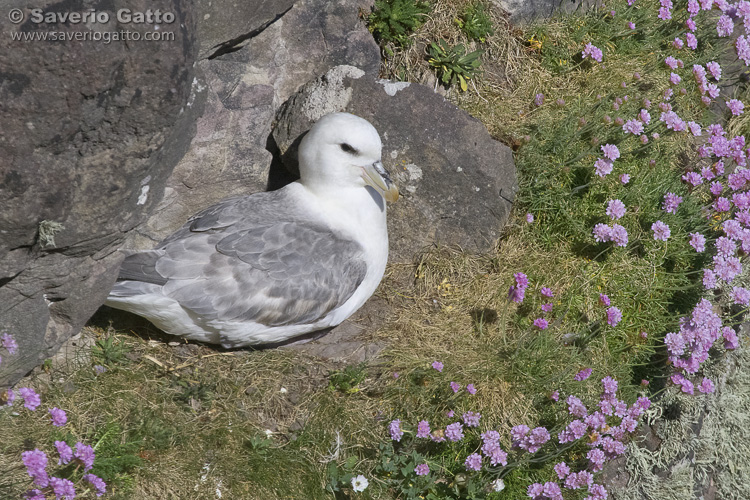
459;74;468;92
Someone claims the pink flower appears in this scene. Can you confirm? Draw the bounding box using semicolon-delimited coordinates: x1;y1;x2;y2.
737;36;750;65
623;119;644;135
567;395;588;418
717;14;734;37
606;199;626;220
665;56;680;69
601;144;620;161
555;462;571;479
83;474;107;497
606;306;622;326
594;158;613;177
723;326;739;349
416;420;431;438
414;463;429;475
593;223;611;243
686;33;697;50
450;381;461;393
431;361;443;372
526;212;534;223
565;471;593;489
671;373;694;394
466;383;477;395
611;224;628;246
582;42;603;62
620;173;630;184
22;449;49;488
669;72;681;85
574;368;593;381
1;333;18;354
48;407;67;427
587;448;606;471
588;483;608;500
662;192;683;214
558;419;587;443
462;411;481;427
601;376;618;394
698;377;715;394
707;61;722;80
660;110;686;131
534;318;548;330
446;422;464;442
18;387;41;411
732;286;750;305
55;441;73;465
652;220;671;241
727;99;745;116
389;419;403;441
49;477;76;500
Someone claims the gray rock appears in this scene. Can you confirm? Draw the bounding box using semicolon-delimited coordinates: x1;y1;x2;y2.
196;0;296;59
134;0;380;248
493;0;601;24
273;65;518;262
0;0;198;386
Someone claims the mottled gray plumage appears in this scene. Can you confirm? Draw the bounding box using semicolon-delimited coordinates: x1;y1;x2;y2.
112;189;367;326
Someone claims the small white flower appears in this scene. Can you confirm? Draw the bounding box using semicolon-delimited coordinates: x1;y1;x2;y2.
491;478;505;492
351;475;369;492
264;429;273;438
280;387;288;394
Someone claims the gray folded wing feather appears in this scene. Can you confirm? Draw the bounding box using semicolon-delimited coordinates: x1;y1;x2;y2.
114;188;368;327
115;250;168;285
158;223;367;326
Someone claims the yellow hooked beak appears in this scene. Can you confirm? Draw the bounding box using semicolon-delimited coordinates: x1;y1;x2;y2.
361;161;399;202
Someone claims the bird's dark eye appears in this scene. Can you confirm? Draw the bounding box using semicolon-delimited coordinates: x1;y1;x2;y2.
340;143;357;154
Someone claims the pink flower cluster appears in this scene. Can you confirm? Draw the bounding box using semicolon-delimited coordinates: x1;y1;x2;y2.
606;199;626;220
557;376;650;480
662;192;683;214
581;42;603;62
1;334;108;498
592;223;628;247
511;424;551;453
664;299;739;383
480;430;509;466
509;272;529;303
21;444;105;498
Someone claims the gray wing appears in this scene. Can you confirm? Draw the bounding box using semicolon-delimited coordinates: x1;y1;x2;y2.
115;190;368;327
159;191;288;245
157;223;367;326
116;250;167;285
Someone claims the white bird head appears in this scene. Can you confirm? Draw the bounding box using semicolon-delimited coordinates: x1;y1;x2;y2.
298;112;399;203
